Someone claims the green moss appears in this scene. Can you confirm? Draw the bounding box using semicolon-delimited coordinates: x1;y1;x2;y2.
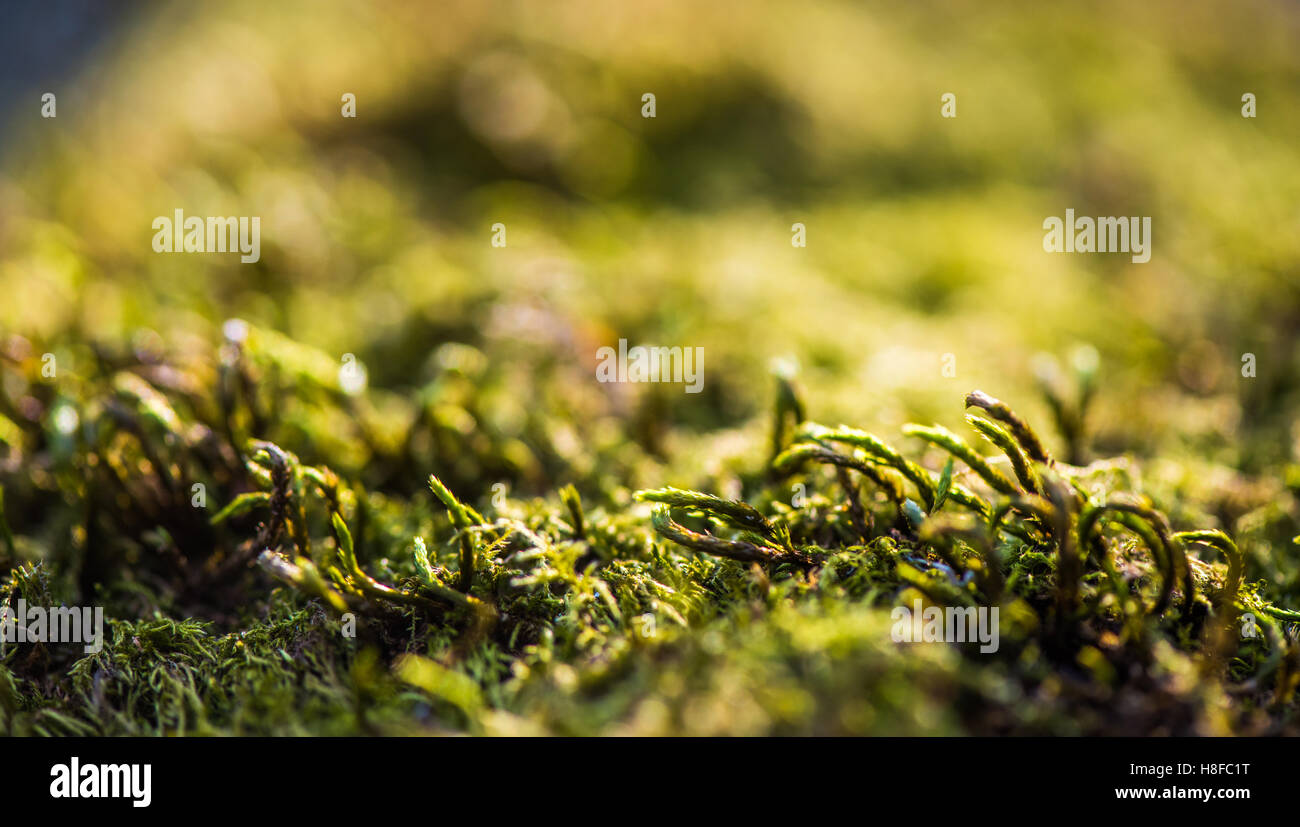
3;0;1300;736
2;343;1297;734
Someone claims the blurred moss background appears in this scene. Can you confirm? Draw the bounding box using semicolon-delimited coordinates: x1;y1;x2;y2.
2;0;1300;734
5;0;1300;458
5;0;1300;590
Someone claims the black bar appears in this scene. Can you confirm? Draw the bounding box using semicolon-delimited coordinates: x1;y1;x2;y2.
7;736;1291;815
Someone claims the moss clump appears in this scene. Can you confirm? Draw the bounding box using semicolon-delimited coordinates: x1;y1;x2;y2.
1;332;1297;735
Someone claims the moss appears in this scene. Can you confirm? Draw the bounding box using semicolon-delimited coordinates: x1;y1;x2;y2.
1;337;1297;735
3;0;1300;736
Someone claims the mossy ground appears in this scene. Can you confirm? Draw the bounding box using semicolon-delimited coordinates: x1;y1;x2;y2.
2;1;1300;735
1;340;1297;735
